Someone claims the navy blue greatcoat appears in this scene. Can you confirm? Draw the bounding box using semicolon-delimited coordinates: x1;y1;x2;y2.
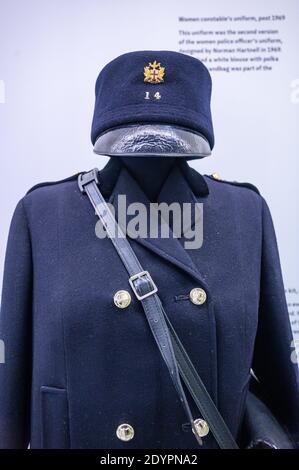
0;159;298;448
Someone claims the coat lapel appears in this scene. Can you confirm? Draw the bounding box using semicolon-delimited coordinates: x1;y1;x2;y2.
106;162;209;284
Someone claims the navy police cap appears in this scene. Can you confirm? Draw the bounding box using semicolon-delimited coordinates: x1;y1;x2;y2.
91;50;214;150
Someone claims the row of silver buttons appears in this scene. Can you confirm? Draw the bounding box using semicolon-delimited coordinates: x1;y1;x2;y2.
116;418;210;442
116;417;210;442
114;287;208;441
113;287;207;309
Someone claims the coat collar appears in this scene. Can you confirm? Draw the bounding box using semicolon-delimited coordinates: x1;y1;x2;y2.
98;159;209;283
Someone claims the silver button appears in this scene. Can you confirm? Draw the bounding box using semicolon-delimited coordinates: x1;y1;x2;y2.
116;423;135;441
189;288;207;305
193;418;209;437
114;290;131;309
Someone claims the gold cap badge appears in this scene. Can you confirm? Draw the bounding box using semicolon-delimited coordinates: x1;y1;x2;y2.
144;60;165;84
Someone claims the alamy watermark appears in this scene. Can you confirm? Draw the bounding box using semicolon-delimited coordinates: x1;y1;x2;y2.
0;339;5;364
0;80;5;104
291;339;299;365
290;78;299;104
94;195;203;249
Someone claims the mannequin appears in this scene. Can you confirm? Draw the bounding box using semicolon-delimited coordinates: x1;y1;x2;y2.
119;156;177;202
95;123;210;202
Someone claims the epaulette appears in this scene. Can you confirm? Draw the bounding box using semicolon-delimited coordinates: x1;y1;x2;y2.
206;173;260;195
26;173;81;195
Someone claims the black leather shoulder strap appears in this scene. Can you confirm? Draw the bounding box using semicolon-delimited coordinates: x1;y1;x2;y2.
78;168;238;449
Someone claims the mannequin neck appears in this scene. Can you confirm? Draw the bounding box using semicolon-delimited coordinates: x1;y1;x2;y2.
119;156;178;201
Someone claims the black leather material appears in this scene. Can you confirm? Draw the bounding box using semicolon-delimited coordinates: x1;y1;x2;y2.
78;168;238;449
241;391;295;449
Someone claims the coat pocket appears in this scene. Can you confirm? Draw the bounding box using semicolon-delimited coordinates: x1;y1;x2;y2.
40;386;70;449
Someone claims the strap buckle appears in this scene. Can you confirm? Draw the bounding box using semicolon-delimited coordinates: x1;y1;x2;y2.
129;270;158;301
78;168;99;193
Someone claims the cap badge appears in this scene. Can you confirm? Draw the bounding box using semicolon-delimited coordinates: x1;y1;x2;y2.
144;61;165;84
